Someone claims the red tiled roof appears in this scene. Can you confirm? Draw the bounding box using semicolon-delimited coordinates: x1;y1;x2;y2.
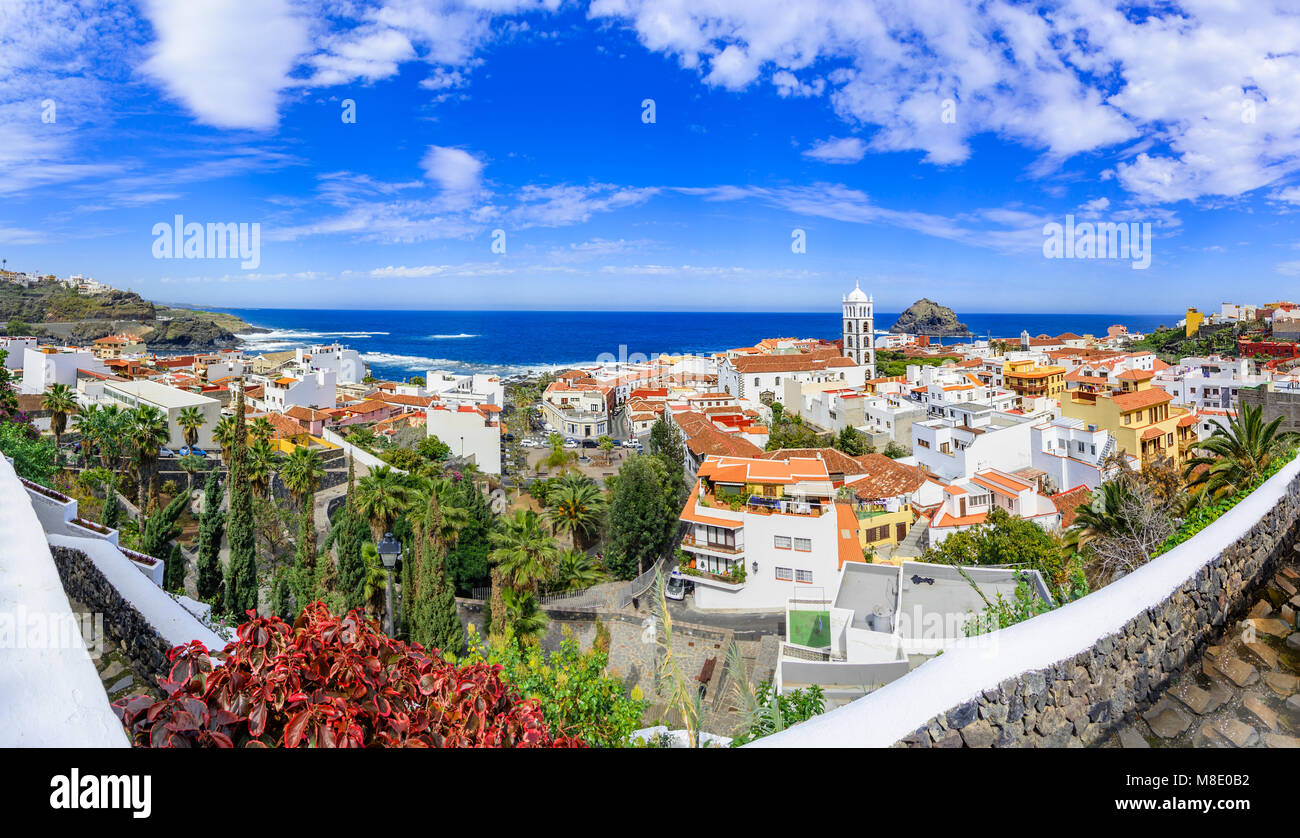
674;411;764;458
1051;485;1092;529
1110;386;1173;411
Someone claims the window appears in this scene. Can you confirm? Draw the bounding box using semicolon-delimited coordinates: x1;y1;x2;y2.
1167;433;1174;446
775;566;794;581
774;535;792;549
793;537;811;551
795;569;813;584
754;377;760;386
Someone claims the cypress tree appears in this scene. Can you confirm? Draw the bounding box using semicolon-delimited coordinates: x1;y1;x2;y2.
164;543;185;594
336;457;367;612
223;388;259;617
408;492;463;656
196;473;225;601
101;487;120;530
141;493;187;559
270;567;294;621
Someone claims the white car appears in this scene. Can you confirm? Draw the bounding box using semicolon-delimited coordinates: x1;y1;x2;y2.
665;575;688;601
563;438;579;449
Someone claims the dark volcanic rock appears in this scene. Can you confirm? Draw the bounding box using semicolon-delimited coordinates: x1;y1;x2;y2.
890;298;970;336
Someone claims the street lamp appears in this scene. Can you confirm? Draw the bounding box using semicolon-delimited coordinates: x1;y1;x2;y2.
376;532;402;638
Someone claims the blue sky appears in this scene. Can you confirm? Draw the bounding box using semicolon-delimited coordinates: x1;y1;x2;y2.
3;0;1300;313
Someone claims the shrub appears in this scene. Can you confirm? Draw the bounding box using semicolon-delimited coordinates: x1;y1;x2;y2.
113;603;581;748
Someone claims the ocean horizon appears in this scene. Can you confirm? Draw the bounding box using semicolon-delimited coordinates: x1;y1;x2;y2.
214;308;1182;383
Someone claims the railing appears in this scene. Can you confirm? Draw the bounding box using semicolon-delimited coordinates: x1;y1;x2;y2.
681;534;742;554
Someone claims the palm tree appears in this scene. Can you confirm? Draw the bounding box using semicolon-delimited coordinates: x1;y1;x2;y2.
488;508;559;594
93;404;127;472
361;542;389;622
598;434;615;466
126;405;169;510
214;414;238;465
500;587;548;643
353;465;414;541
246;438;278;497
544;473;607;550
1065;480;1134;553
73;402;101;467
177;405;206;451
280;445;325;510
249;416;274;442
551;548;606;592
42;383;77;450
404;475;469;550
1183;402;1299;506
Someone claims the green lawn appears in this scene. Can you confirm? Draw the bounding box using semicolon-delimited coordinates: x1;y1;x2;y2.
788;609;831;648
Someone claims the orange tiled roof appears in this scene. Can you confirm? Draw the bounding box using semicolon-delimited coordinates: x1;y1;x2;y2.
1110;387;1173;411
674;411;764;459
1051;485;1092;529
835;503;863;569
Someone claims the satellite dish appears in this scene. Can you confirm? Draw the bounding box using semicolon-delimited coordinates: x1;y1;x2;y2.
489;488;508;514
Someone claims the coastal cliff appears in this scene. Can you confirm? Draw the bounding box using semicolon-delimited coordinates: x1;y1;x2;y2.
890;298;970;336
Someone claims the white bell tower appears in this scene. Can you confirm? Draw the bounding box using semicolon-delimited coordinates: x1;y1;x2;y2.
842;280;876;376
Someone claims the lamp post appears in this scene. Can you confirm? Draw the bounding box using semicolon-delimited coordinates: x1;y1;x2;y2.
377;532;402;638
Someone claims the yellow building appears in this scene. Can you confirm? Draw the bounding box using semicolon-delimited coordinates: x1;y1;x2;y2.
855;502;915;560
1003;358;1066;404
1060;370;1193;470
1185;307;1203;337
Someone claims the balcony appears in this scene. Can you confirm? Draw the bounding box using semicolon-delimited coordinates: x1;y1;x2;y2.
699;487;830;518
681;534;743;556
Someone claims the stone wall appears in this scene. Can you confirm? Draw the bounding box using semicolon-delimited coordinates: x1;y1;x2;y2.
49;545;175;685
893;468;1300;748
1239;386;1300;435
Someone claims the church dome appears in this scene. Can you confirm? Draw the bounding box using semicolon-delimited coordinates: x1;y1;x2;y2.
846;280;869;302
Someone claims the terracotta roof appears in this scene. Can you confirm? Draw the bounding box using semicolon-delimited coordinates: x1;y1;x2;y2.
1116;369;1153;381
846;454;927;499
835;503;863;569
674;411;764;458
243;385;265;399
285;405;330;422
1051;485;1093;529
1141;426;1166;440
266;412;305;439
1176;413;1199;427
347;399;389;415
1110;386;1173;411
698;455;829;484
731;352;857;374
761;447;872;477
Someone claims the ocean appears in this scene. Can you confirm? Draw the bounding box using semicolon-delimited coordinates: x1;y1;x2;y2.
216;308;1181;383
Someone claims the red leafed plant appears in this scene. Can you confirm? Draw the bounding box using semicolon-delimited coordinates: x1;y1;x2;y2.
113;602;582;748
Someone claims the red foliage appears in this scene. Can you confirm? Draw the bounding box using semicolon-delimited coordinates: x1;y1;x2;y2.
113;603;583;748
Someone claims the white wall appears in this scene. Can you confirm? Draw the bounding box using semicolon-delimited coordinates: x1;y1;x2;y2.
426;407;502;474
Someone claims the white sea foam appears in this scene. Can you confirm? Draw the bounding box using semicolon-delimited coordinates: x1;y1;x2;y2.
426;333;479;339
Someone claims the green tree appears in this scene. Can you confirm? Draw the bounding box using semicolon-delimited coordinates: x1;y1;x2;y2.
0;420;56;482
223;391;259;617
246;437;278;497
42;383;77;449
177;453;206;496
353;465;414;540
882;440;909;459
213;414;238;466
551;548;606;592
489;509;558;595
543;473;607;550
126;404;169;510
406;491;465;655
500;587;548;642
335;458;370;612
834;425;873;456
463;628;645;747
443;476;496;595
141;492;187;560
100;484;121;530
165;543;186;594
292;496;317;612
606;454;676;579
418;434;451;461
196;473;225;601
923;507;1075;600
280;445;325;510
1183;402;1299;507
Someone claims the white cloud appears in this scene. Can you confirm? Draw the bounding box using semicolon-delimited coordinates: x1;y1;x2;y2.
420;146;485;196
803;137;866;164
139;0;311;130
509;184;660;227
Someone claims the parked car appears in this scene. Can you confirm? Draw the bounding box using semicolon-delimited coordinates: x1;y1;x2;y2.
563;438;579;449
159;448;176;458
623;438;640;448
665;575;688;601
179;446;208;458
581;438;598;449
503;432;515;441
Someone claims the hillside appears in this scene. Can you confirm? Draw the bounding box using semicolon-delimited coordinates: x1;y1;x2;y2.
0;281;260;350
890;298;970;336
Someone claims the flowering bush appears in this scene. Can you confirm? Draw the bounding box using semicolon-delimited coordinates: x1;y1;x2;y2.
113;603;582;748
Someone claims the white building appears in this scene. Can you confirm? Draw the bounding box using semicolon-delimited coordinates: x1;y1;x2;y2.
912;405;1036;482
842;281;876;374
21;347;106;394
927;468;1061;547
426;403;503;474
262;369;336;411
1030;417;1133;491
297;344;366;385
423;370;504;406
98;379;221;449
0;337;37;370
679;455;860;611
1153;356;1268;412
